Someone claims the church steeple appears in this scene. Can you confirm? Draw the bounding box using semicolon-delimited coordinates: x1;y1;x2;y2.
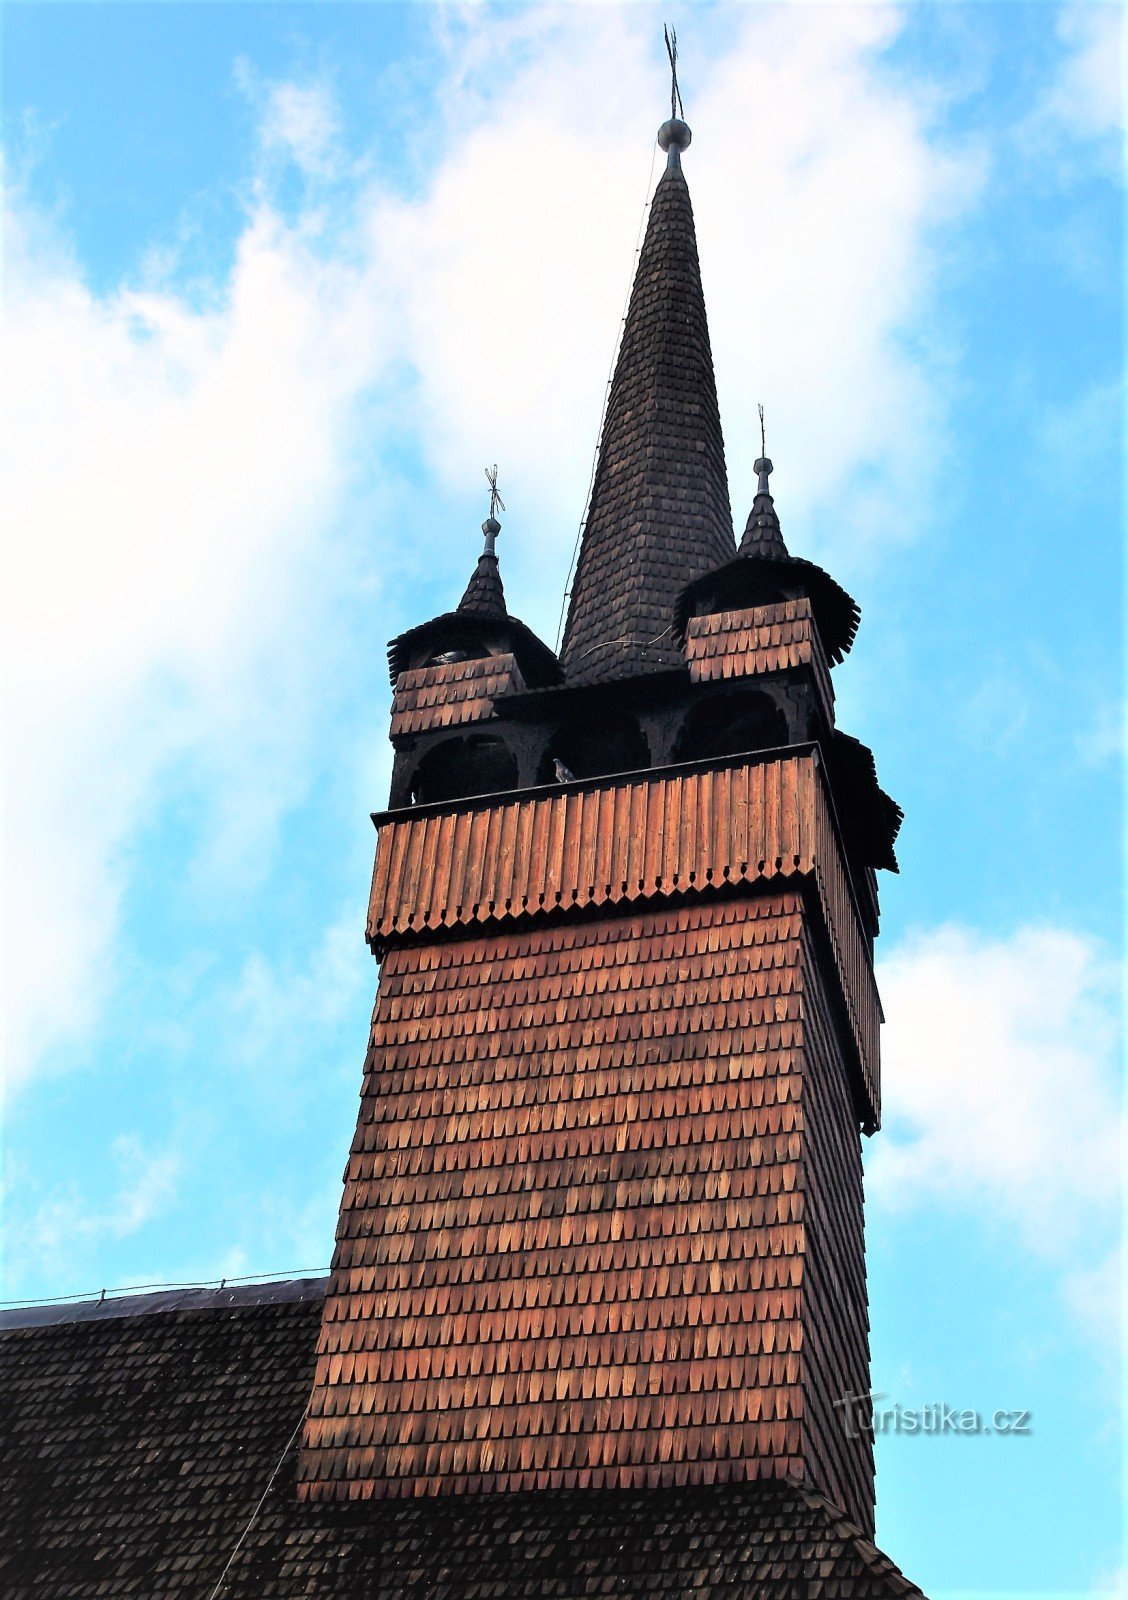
303;47;903;1549
559;108;735;684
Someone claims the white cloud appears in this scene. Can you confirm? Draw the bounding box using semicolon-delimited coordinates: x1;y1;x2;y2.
3;1134;182;1293
1016;4;1124;178
236;62;342;178
0;178;392;1099
1048;4;1124;143
870;923;1121;1328
1;11;985;1099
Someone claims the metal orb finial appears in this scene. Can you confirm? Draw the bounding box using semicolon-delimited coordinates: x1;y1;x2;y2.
658;118;692;155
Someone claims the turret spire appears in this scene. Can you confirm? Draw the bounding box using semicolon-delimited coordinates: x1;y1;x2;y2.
560;64;735;685
457;466;508;619
387;468;561;689
741;408;788;561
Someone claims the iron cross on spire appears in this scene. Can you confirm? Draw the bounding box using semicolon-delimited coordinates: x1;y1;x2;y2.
658;26;691;167
482;464;505;557
664;24;684;122
485;463;505;521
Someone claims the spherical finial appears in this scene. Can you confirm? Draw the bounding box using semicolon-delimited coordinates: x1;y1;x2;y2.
658;117;692;154
481;515;501;557
754;456;773;497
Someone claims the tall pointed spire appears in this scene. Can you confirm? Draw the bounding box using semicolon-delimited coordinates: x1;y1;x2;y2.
559;104;735;685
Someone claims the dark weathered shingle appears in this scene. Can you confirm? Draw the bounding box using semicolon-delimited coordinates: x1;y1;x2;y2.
739;490;789;561
0;1285;924;1599
559;162;735;685
457;551;508;621
675;473;861;667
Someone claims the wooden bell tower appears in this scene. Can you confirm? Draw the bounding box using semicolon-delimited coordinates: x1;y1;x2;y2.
298;108;900;1538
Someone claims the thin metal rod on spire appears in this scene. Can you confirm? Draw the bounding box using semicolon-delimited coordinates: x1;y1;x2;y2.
664;25;684;122
754;407;772;497
484;464;506;521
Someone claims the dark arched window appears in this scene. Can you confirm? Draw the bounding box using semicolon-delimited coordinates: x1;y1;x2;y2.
537;710;650;784
410;735;519;804
673;691;788;764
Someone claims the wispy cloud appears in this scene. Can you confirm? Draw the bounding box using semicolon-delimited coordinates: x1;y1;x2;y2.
0;170;391;1098
871;922;1121;1338
235;61;343;179
222;910;372;1121
3;1134;182;1294
1015;3;1124;179
1045;4;1124;144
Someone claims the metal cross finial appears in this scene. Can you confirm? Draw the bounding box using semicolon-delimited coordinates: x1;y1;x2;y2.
482;464;505;556
484;463;506;521
758;403;766;458
664;25;684;122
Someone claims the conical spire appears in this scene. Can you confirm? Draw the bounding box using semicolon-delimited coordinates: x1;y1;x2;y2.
457;514;507;620
738;455;789;561
675;450;861;665
559;121;735;685
387;491;561;688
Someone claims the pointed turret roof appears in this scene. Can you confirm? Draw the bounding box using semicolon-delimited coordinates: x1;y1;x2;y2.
387;512;560;687
676;455;860;665
738;457;788;560
456;516;508;620
559;122;735;685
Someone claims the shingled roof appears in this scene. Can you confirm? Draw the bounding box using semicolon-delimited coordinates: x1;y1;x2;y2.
386;529;561;690
676;463;861;666
456;548;507;620
739;477;789;560
559;147;735;685
0;1282;925;1599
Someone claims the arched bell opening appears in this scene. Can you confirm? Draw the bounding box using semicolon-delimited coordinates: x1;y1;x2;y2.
409;735;519;805
673;689;789;765
536;710;650;785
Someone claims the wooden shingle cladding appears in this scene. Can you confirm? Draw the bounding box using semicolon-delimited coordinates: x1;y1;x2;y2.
365;749;879;1126
303;897;803;1500
0;1287;924;1599
301;887;878;1517
798;922;873;1531
390;655;526;739
685;599;834;721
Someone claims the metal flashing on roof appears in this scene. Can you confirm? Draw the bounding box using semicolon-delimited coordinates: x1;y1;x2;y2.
0;1275;328;1330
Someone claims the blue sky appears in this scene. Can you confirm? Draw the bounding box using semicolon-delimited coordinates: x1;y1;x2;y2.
1;4;1122;1596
